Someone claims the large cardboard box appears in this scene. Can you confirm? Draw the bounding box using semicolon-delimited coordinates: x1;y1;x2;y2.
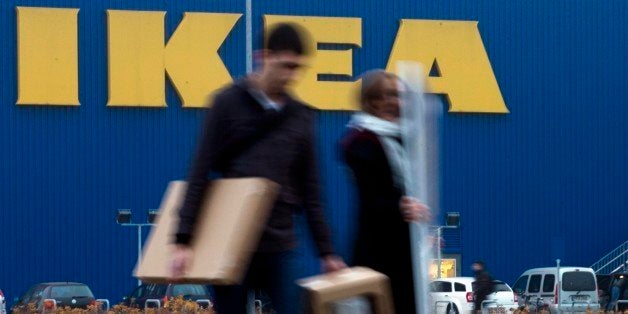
134;178;279;284
298;267;395;314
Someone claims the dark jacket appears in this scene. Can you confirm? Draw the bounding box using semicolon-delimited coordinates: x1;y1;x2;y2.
175;79;334;256
474;269;494;309
341;127;415;313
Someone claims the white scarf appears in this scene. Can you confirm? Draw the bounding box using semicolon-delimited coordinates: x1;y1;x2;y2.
348;112;410;192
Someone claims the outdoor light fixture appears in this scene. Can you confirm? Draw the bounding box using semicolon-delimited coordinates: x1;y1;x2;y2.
116;209;132;224
446;212;460;228
147;210;159;224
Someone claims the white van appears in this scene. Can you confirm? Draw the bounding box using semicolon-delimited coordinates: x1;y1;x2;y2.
512;267;600;313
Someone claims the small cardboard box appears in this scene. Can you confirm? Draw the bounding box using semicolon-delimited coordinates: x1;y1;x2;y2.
134;178;279;284
298;267;395;314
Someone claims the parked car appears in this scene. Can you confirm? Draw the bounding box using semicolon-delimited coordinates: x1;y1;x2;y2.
429;277;517;313
121;283;212;309
512;267;600;313
473;280;517;310
11;282;96;311
1;288;6;314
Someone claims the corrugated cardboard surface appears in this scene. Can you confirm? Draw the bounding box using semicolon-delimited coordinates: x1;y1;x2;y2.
134;178;279;284
298;267;395;314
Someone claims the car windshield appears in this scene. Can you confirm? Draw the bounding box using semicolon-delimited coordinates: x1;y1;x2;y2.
562;271;596;291
140;285;167;298
492;281;511;292
50;285;93;298
19;285;39;303
172;285;206;296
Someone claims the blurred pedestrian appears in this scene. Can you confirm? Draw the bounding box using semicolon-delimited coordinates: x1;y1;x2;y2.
341;69;432;313
472;261;493;313
170;22;346;314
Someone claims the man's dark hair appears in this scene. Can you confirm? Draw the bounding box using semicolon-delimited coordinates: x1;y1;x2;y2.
266;23;310;56
473;260;486;268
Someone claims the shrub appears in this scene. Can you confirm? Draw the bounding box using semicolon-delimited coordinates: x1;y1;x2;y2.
11;297;215;314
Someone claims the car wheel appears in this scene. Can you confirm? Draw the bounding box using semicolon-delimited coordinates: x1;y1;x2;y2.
446;304;459;314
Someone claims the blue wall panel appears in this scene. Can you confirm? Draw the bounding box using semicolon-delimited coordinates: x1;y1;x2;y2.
1;0;628;307
0;0;246;305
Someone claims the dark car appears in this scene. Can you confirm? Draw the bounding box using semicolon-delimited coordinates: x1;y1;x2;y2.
11;282;96;311
121;283;212;309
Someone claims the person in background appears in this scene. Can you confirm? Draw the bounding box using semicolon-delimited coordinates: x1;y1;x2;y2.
472;261;493;313
607;274;626;311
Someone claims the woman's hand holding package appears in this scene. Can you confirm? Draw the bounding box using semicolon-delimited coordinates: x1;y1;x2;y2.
399;196;432;223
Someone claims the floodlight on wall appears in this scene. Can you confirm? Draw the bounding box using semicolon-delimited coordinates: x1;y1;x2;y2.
116;209;132;224
147;210;159;224
445;212;460;228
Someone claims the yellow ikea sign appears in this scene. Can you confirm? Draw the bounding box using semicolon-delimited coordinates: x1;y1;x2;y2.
16;7;508;113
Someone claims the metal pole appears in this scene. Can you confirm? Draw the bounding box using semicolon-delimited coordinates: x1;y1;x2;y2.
243;0;254;294
245;0;252;74
556;259;561;313
137;225;142;286
437;227;442;278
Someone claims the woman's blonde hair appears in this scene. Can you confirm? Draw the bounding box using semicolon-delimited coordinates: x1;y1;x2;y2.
359;69;398;115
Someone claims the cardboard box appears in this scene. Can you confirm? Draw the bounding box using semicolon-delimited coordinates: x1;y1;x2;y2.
134;178;279;284
298;267;395;314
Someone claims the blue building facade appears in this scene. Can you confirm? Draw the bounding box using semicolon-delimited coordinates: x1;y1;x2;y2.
1;0;627;306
